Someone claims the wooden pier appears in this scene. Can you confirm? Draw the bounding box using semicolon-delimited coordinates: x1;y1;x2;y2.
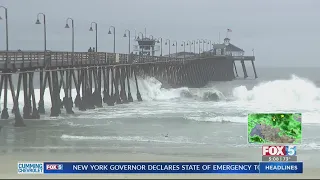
0;50;257;126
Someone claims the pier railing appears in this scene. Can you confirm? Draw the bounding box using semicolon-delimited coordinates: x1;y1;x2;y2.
0;51;188;67
0;51;255;70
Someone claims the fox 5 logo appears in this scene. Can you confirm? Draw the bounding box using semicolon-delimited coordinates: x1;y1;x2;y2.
286;146;297;156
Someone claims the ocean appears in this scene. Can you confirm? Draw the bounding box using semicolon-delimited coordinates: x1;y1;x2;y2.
0;67;320;169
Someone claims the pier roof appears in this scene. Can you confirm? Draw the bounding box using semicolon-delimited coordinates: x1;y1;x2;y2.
211;43;244;52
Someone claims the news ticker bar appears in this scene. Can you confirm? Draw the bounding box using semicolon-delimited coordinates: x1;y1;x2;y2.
262;156;298;162
18;162;303;174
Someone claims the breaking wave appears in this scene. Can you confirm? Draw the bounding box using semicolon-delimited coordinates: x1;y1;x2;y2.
133;75;320;124
0;74;319;123
232;75;320;104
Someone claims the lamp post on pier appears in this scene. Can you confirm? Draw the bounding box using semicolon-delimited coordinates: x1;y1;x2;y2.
165;39;170;57
157;37;163;56
192;40;196;54
187;41;192;52
0;6;9;66
35;12;47;114
208;40;213;54
123;29;131;54
64;17;75;114
35;13;47;51
108;26;116;53
201;39;206;53
172;41;178;58
181;41;186;59
64;18;75;54
149;35;154;56
137;32;144;39
134;29;137;39
208;40;212;49
196;39;201;55
89;22;98;52
205;40;209;51
137;32;144;55
0;6;9;120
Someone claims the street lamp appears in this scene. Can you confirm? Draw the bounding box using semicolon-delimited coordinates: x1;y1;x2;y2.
165;39;170;57
0;6;9;120
201;39;206;53
196;39;201;55
0;6;9;65
64;17;75;53
89;22;98;52
172;41;178;58
64;17;75;109
205;40;208;51
35;13;46;51
123;29;131;54
156;37;163;56
208;40;213;50
136;32;144;55
108;26;116;53
181;41;186;59
191;40;196;54
187;40;192;52
35;12;47;114
208;40;214;54
137;32;144;39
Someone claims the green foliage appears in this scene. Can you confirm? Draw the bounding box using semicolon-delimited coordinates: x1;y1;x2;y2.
250;135;265;143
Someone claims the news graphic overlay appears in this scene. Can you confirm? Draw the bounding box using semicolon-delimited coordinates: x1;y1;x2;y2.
262;145;297;162
17;162;303;174
41;162;303;174
17;162;44;174
46;164;63;171
248;113;302;144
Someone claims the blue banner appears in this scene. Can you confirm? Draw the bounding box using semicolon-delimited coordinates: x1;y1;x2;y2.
260;162;303;173
40;162;303;174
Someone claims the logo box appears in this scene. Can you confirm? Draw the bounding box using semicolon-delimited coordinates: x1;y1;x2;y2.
17;162;44;174
262;146;297;156
46;164;63;170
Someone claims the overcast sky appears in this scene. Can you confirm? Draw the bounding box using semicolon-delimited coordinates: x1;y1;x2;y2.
1;0;320;67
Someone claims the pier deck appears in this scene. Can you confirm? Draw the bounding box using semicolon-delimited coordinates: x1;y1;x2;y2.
0;51;255;70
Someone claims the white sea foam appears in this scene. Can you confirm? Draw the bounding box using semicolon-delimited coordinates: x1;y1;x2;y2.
0;74;319;124
60;134;204;145
230;75;320;123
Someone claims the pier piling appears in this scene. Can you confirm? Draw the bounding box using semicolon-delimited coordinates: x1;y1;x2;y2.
240;60;248;78
251;60;258;79
38;69;45;114
133;66;142;102
126;66;133;102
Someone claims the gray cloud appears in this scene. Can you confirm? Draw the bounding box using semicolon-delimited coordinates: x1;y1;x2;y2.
1;0;319;67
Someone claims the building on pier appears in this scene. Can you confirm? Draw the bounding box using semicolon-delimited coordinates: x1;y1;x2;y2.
163;52;197;58
209;38;244;56
133;37;160;56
